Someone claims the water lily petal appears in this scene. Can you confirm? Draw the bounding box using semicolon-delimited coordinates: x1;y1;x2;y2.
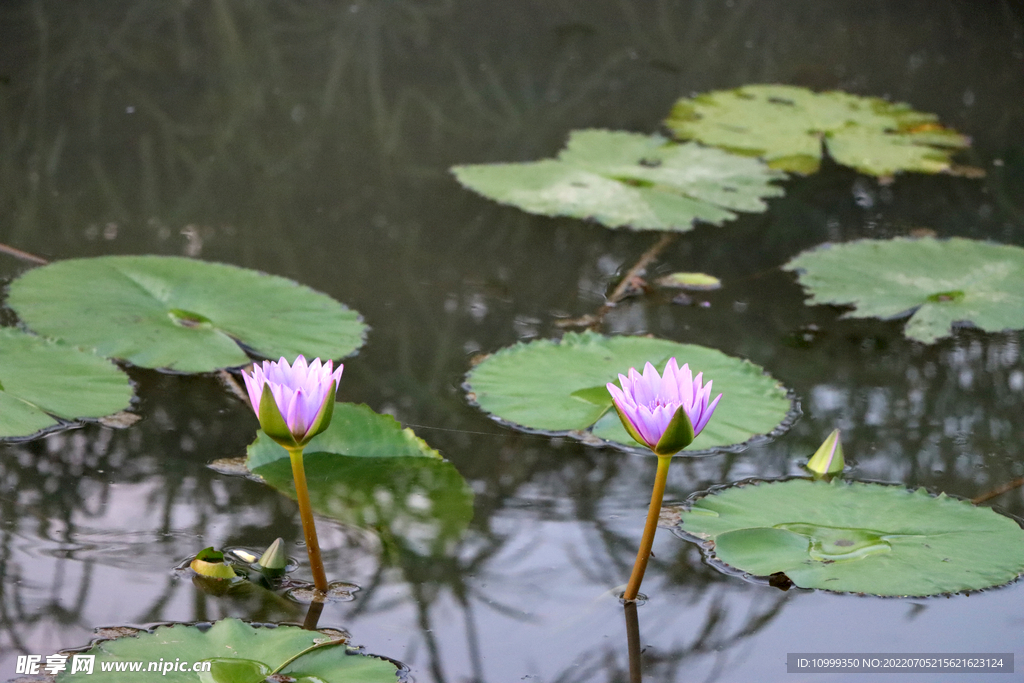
241;356;344;448
607;357;722;455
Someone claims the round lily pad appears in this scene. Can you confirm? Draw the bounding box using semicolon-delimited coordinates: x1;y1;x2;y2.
0;327;133;439
452;129;785;232
248;403;474;556
465;331;794;453
784;237;1024;344
677;478;1024;596
6;256;368;373
666;84;970;176
56;618;400;682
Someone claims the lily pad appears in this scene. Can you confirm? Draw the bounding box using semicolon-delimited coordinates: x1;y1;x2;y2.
6;256;367;373
464;331;793;453
56;618;400;682
677;478;1024;596
0;328;133;439
784;237;1024;344
248;403;474;555
665;84;970;176
451;129;785;232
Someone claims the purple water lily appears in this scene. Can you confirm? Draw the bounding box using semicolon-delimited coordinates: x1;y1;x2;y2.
606;358;722;456
242;355;343;448
241;355;343;593
609;357;723;602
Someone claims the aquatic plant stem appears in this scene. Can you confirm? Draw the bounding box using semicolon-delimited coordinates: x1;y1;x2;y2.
623;454;672;601
623;600;642;683
286;446;329;593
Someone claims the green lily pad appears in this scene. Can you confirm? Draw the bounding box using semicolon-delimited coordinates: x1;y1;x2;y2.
248;403;474;555
677;478;1024;596
0;327;133;439
451;130;785;232
665;84;970;176
464;331;793;453
56;618;400;682
784;237;1024;344
6;256;367;373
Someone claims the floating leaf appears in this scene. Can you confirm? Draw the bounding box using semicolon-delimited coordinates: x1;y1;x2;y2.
6;256;367;373
666;84;970;176
656;272;722;290
248;403;474;555
56;618;399;682
677;479;1024;596
465;331;793;452
0;328;133;439
784;237;1024;344
452;130;785;232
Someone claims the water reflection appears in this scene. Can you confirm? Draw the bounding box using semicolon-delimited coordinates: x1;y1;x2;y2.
1;0;1024;680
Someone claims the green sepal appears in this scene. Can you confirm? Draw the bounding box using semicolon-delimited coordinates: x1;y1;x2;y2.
612;402;653;449
653;405;695;455
806;428;844;477
303;380;337;444
258;383;299;448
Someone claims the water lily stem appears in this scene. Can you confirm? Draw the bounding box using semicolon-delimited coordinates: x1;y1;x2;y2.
287;447;329;593
623;454;672;601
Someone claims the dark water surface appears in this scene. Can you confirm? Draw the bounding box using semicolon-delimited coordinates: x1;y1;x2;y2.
1;1;1023;681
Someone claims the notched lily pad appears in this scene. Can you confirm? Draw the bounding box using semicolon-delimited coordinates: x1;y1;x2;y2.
464;331;794;453
0;328;133;440
784;237;1024;344
451;129;785;232
665;84;971;176
677;478;1024;596
55;618;401;682
6;256;368;373
247;403;474;556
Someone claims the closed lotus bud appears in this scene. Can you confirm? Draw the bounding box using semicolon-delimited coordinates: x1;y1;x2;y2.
258;538;288;577
807;429;844;478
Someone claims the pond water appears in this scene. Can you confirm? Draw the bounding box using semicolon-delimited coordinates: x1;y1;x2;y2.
1;1;1023;681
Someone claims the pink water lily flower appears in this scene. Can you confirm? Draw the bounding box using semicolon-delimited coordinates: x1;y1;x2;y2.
606;358;722;456
242;355;343;448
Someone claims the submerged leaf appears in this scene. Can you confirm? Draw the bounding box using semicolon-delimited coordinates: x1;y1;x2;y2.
7;255;367;373
247;404;474;558
465;331;793;452
677;479;1024;596
452;130;785;232
784;237;1024;344
666;84;970;176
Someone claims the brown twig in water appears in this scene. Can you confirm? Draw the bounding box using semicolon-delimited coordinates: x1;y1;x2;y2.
972;476;1024;504
556;233;677;330
0;243;47;265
